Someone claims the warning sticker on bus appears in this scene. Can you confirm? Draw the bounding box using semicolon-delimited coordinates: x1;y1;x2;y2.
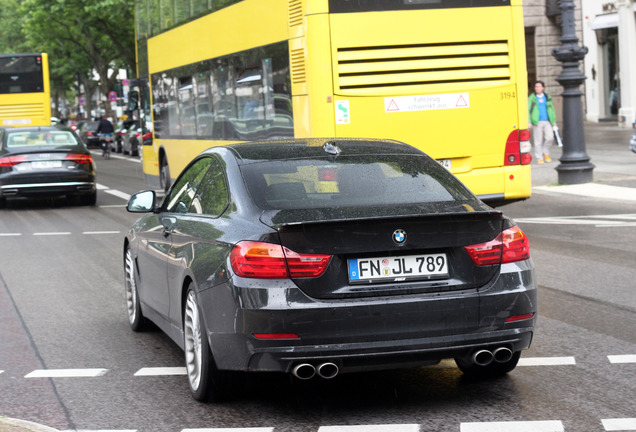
384;93;470;113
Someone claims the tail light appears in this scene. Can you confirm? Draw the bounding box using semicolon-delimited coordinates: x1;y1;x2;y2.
0;155;28;167
65;154;93;164
86;131;94;137
465;226;530;266
504;129;532;166
230;241;332;279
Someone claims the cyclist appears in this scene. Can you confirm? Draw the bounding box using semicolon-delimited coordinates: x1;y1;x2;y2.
97;116;115;158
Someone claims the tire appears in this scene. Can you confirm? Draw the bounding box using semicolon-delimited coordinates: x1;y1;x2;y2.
455;351;521;379
160;157;171;192
125;247;146;332
184;287;230;402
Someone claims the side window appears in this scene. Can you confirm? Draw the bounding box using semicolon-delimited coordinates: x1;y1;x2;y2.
190;157;229;217
165;157;213;213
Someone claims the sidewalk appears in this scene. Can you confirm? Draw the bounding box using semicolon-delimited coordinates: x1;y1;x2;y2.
530;122;636;201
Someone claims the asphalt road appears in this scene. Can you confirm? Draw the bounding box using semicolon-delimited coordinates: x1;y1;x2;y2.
0;149;634;432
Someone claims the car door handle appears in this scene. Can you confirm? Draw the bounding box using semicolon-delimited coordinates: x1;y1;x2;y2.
161;216;177;237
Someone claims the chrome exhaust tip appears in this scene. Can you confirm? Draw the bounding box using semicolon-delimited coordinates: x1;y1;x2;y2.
292;363;316;380
472;349;494;366
317;362;339;379
493;347;513;363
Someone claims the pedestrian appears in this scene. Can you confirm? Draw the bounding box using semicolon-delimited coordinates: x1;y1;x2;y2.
528;81;557;163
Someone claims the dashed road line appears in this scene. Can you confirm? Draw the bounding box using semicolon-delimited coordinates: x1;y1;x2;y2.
182;428;274;432
518;357;576;366
460;420;564;432
608;355;636;364
602;418;636;431
0;231;121;236
82;231;121;235
318;425;418;432
62;430;137;432
134;367;186;376
25;368;108;378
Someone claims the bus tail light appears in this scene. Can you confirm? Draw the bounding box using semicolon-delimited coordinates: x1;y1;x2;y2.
504;129;532;166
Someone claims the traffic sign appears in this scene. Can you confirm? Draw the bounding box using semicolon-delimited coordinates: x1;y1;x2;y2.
108;91;117;101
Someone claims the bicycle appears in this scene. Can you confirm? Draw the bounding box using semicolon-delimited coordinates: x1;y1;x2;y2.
100;133;114;159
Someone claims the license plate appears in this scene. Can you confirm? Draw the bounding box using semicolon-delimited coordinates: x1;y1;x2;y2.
437;159;451;170
32;161;62;169
348;253;448;284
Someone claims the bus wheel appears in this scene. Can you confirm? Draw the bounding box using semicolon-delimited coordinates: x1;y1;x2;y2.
160;157;171;192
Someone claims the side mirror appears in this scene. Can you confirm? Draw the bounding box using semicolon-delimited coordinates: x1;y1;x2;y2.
127;190;156;213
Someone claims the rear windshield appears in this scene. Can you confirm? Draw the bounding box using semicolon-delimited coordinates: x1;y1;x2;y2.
5;131;79;149
0;55;44;94
240;155;476;211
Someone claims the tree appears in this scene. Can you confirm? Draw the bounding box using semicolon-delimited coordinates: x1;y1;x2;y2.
0;0;135;119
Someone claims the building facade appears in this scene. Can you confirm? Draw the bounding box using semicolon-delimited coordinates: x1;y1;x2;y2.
582;0;636;126
522;0;636;127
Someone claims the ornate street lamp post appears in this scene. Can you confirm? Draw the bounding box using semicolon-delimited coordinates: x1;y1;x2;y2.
551;0;595;184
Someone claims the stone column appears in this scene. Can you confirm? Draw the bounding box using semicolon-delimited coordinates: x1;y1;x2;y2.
617;0;636;127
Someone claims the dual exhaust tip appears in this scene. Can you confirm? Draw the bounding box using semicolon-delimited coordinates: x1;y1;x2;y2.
471;347;514;366
292;362;339;380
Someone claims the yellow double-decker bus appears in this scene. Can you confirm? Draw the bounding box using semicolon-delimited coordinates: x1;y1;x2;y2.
135;0;531;205
0;53;51;127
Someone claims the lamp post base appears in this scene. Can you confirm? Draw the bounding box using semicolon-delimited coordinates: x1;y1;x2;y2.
556;162;595;185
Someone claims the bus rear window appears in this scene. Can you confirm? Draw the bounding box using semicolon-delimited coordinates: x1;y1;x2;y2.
329;0;510;13
0;55;44;94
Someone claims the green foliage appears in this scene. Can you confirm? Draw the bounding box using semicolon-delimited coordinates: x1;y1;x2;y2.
0;0;135;115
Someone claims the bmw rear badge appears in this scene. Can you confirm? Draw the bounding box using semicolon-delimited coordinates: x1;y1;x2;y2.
392;229;407;245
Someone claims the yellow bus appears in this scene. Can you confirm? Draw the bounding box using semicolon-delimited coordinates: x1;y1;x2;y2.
135;0;531;205
0;53;52;127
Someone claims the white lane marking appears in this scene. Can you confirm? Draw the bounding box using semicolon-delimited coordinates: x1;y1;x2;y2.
182;429;273;432
0;233;21;237
83;231;121;235
33;232;71;236
460;420;564;432
99;204;126;208
534;184;636;202
25;368;108;378
602;418;636;431
104;189;131;201
96;182;131;201
61;430;137;432
319;426;419;432
515;213;636;227
608;355;636;364
90;150;141;164
518;357;576;366
134;367;186;376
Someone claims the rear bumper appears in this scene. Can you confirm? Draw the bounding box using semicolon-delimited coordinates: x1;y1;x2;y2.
201;260;537;374
0;181;96;197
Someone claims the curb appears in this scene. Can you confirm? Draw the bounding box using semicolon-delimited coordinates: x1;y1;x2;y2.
0;417;60;432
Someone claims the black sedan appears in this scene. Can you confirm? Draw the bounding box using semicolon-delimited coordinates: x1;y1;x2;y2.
77;120;100;148
0;126;96;206
124;138;537;401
